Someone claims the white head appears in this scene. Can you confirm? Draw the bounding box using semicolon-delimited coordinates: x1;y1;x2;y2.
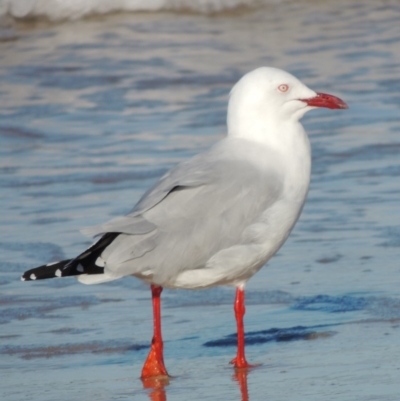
227;67;347;142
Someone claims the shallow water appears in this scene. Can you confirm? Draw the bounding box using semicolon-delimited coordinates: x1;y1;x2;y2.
1;1;400;400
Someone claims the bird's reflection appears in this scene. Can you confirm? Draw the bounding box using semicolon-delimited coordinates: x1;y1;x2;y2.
141;376;169;401
233;369;250;401
141;368;251;401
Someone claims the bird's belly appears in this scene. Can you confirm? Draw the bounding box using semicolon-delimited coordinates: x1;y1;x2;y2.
166;193;308;290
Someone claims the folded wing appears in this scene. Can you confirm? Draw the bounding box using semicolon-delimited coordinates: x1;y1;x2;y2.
83;139;285;285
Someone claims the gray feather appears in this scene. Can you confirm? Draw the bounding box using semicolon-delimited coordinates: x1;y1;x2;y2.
97;138;285;285
81;215;156;237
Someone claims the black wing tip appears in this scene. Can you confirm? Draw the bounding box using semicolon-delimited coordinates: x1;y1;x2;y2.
21;270;44;281
21;233;118;283
21;260;71;282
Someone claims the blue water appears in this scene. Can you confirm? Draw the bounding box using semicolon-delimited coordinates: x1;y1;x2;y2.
1;2;400;400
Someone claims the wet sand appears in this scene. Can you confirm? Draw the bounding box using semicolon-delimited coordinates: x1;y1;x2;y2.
1;1;400;400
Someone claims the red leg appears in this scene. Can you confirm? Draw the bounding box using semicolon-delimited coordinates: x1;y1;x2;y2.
141;285;169;379
230;286;253;369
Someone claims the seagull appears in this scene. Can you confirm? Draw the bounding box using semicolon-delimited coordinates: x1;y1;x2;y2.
21;67;347;378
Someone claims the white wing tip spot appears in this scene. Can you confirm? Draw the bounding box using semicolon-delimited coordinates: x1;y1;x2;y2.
30;274;36;280
95;257;105;267
55;269;62;277
77;264;84;273
21;276;25;281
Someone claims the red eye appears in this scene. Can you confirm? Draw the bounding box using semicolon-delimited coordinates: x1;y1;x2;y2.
278;84;289;93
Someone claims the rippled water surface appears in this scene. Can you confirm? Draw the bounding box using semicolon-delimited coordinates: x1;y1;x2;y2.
1;1;400;400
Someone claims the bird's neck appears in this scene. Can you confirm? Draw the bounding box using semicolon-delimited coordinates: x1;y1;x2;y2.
227;114;311;194
227;112;306;154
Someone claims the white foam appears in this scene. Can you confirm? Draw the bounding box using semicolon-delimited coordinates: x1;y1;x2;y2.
0;0;272;21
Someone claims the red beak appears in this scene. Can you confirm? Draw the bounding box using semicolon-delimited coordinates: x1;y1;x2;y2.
302;92;348;110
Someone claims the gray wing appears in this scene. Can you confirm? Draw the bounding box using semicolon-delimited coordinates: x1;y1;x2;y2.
82;147;217;238
129;151;215;216
83;138;236;238
88;138;285;284
81;155;212;236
